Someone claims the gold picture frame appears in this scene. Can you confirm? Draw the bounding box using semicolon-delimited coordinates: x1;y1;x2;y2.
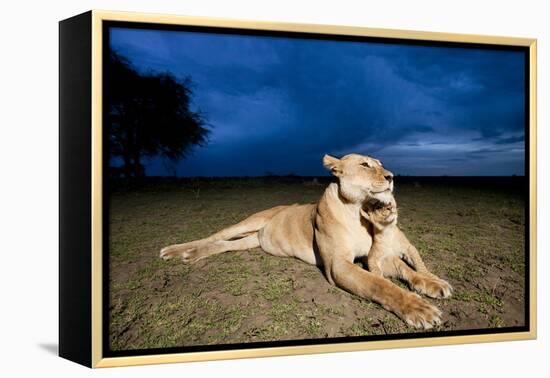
59;9;537;368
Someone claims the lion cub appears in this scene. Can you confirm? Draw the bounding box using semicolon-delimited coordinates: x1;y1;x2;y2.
361;198;453;299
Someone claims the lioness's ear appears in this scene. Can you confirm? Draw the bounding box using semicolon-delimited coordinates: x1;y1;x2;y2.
323;154;342;176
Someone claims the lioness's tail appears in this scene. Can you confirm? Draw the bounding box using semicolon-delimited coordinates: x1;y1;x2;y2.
160;205;290;263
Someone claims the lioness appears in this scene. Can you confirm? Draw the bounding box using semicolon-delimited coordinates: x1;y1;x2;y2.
160;153;448;329
361;198;453;302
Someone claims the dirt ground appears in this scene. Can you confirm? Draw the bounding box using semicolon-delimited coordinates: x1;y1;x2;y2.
108;177;526;351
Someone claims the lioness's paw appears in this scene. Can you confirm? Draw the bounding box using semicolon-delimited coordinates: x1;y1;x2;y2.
181;248;202;264
160;240;206;261
160;244;194;261
412;274;453;299
399;293;442;330
160;246;178;260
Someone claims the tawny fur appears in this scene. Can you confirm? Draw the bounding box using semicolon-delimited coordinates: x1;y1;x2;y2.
360;198;453;304
160;153;448;329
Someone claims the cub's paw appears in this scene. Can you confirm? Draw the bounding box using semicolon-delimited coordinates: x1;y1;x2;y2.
411;274;453;299
398;292;442;330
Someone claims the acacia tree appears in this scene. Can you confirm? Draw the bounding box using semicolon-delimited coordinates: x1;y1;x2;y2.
108;51;210;177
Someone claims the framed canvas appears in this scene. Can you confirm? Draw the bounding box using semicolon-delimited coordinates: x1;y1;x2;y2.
59;10;537;368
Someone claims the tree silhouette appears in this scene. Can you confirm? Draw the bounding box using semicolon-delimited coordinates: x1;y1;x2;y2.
108;51;210;177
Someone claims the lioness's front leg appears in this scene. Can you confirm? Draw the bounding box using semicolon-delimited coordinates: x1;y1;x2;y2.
330;258;441;329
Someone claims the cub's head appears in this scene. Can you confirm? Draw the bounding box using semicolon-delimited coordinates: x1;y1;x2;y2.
360;197;398;232
323;153;394;204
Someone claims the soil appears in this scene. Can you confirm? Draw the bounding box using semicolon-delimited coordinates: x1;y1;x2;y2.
108;177;526;351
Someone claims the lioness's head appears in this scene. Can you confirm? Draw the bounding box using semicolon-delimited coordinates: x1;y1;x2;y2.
323;153;394;204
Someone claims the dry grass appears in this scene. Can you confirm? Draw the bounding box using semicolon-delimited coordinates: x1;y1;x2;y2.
108;177;526;351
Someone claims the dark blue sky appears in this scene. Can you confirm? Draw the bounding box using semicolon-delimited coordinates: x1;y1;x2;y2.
110;27;526;176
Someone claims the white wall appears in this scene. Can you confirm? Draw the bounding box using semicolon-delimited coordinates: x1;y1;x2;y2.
0;0;547;376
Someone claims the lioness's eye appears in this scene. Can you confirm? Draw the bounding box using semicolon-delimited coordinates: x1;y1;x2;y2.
361;162;371;168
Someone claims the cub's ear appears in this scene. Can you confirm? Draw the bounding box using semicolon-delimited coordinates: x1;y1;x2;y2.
359;208;370;221
323;154;342;176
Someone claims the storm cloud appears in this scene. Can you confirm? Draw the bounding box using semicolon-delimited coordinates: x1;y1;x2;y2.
110;27;526;176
